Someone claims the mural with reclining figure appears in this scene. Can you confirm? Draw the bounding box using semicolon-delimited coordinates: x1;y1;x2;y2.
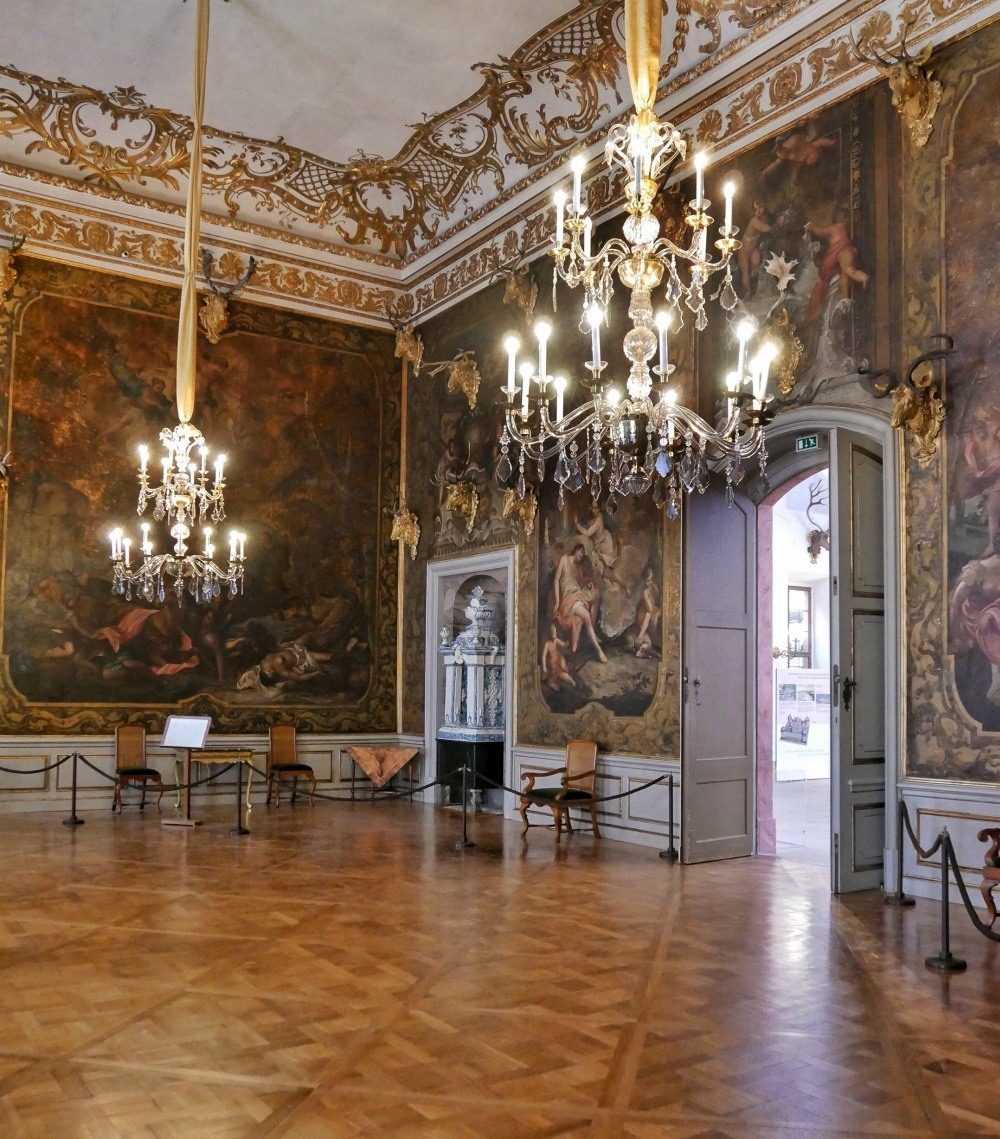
0;260;398;733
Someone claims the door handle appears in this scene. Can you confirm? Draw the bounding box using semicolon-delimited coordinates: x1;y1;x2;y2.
683;667;689;704
843;675;856;711
692;677;702;706
832;664;839;708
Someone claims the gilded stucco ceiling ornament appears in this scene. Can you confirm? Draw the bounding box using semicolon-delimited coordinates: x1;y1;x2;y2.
502;485;537;538
0;232;24;303
425;351;481;411
851;14;943;148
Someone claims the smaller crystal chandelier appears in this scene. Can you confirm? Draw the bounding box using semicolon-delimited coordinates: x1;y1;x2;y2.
496;0;778;517
106;0;248;604
109;423;246;604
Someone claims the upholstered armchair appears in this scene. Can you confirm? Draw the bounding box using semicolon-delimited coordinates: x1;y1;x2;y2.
519;738;601;843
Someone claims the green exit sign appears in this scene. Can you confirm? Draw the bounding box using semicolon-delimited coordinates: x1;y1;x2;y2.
796;434;820;453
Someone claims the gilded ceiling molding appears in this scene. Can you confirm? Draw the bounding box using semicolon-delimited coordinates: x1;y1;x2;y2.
0;1;798;262
0;191;406;327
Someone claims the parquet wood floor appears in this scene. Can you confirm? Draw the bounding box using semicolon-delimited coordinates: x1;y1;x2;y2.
0;805;998;1137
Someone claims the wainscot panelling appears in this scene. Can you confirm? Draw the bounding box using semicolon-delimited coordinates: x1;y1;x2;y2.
899;780;1000;908
0;735;423;814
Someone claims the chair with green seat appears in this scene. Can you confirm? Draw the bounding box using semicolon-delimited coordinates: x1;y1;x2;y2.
113;724;164;814
266;724;316;805
519;738;601;843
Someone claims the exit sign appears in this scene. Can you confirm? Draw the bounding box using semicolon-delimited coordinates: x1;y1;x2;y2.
796;434;820;453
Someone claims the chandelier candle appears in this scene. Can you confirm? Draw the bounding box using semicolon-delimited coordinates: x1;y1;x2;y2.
494;0;778;517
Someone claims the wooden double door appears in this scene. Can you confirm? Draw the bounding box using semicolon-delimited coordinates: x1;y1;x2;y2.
681;430;886;893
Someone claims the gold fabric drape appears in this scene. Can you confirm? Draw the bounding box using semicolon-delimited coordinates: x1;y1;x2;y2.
624;0;662;113
175;0;210;425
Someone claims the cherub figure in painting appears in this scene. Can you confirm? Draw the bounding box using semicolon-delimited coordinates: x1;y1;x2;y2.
762;127;837;185
552;543;607;663
541;624;576;691
803;208;869;325
738;199;773;295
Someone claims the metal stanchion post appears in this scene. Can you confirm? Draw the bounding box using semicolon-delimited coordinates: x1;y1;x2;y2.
230;761;250;837
659;772;678;862
925;829;967;973
62;752;84;828
454;763;474;850
885;798;915;907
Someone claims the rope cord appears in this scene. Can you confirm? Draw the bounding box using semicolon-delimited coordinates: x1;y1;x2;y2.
475;767;672;804
78;754;235;791
899;800;944;861
0;753;73;775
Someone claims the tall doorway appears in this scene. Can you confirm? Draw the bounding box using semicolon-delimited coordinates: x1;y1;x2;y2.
682;410;900;893
761;469;832;870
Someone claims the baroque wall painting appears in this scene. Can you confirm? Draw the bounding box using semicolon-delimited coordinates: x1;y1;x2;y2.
904;21;1000;782
703;91;872;410
0;260;398;734
402;261;682;755
537;481;662;717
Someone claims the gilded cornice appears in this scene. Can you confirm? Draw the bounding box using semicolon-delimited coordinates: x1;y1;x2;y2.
0;0;990;326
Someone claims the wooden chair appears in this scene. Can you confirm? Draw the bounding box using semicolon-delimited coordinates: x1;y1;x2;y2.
266;725;316;806
979;827;1000;927
520;738;601;843
113;724;164;814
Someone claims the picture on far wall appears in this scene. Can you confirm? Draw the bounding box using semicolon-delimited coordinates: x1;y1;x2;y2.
0;263;397;734
537;480;662;717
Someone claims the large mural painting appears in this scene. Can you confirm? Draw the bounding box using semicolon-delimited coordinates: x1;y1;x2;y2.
944;57;1000;733
0;261;398;733
703;93;870;408
905;21;1000;781
537;482;662;717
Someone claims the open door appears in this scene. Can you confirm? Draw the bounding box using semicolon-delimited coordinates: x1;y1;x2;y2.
830;429;886;892
682;483;755;863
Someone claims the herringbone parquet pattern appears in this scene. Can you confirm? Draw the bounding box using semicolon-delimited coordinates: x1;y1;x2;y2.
0;803;998;1137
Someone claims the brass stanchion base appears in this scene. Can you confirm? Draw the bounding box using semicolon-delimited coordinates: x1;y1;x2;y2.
658;849;678;862
925;953;967;972
61;817;84;827
884;892;916;907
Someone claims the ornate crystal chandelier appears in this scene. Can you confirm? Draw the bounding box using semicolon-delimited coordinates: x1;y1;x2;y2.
107;0;247;603
496;0;777;516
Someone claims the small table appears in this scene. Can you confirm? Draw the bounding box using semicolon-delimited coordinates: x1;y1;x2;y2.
347;745;419;800
163;748;255;834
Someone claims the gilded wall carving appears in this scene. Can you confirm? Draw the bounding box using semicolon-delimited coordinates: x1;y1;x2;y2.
0;259;399;734
903;20;1000;781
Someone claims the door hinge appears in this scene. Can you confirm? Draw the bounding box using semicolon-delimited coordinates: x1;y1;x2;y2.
832;574;839;597
832;664;840;708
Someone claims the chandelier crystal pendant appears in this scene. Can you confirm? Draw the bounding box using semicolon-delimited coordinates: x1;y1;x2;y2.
496;0;777;517
106;0;247;604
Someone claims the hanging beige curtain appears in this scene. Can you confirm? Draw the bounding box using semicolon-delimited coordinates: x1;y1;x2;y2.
624;0;662;114
175;0;210;425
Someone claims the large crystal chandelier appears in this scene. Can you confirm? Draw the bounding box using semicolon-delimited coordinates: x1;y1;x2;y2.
496;0;777;516
107;0;247;603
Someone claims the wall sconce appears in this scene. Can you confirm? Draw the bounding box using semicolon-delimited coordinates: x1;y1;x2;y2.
859;333;953;467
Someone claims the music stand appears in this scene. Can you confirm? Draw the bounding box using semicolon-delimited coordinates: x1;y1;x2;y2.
161;715;212;828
